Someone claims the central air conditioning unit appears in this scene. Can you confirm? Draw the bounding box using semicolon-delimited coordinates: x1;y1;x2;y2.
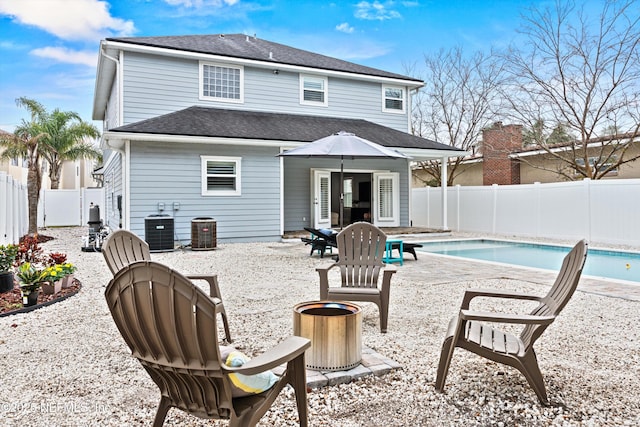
145;214;174;252
191;217;216;250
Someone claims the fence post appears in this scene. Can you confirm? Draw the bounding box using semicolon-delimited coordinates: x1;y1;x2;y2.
492;184;498;234
455;184;461;232
426;187;431;228
0;172;7;245
534;182;541;238
583;178;592;242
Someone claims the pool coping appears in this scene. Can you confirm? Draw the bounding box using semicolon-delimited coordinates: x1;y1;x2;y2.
409;237;640;287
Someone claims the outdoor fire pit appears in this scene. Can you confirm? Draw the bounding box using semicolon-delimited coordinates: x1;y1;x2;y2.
293;301;362;371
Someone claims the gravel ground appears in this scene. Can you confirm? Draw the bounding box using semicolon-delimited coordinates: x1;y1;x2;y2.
0;227;639;426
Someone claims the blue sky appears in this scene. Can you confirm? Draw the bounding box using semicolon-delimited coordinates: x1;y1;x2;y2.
0;0;555;132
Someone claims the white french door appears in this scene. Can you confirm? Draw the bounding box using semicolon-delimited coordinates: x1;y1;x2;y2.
313;170;331;229
373;172;399;226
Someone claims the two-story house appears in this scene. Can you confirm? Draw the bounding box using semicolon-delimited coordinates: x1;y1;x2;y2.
93;34;464;243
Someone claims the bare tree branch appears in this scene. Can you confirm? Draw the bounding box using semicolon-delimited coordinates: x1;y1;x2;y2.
408;46;507;185
503;0;640;179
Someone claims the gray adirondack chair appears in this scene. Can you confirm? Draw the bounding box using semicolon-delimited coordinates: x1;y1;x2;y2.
316;222;397;333
105;260;311;427
102;229;232;342
435;239;588;405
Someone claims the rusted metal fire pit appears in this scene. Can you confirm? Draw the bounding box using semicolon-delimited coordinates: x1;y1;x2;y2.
293;301;362;371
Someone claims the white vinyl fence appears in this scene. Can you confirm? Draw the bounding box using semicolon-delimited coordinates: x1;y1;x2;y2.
412;178;640;246
0;182;105;245
38;188;105;228
0;172;28;245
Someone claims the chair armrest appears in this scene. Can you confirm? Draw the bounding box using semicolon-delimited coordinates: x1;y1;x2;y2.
381;266;396;292
316;262;339;274
317;262;339;299
225;336;311;376
459;309;555;325
383;265;397;275
185;274;222;300
461;288;543;309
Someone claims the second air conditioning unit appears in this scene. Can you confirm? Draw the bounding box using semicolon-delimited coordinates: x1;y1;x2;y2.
191;217;216;250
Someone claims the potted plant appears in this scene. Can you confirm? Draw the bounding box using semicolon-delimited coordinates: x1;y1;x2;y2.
41;264;64;295
60;262;77;288
16;262;45;306
0;244;18;293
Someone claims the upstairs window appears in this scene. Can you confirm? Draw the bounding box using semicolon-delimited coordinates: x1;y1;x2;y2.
200;62;243;103
382;86;405;113
201;156;241;196
300;75;328;106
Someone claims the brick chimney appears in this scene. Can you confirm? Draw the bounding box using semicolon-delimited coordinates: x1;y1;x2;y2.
482;122;523;185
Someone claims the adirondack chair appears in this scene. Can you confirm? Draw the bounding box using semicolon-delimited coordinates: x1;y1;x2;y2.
105;260;311;427
435;239;588;405
316;222;397;333
102;229;232;342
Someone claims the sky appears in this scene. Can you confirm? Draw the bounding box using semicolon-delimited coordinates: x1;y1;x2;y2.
0;0;593;132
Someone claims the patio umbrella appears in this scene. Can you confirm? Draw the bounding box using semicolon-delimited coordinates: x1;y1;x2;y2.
278;131;410;229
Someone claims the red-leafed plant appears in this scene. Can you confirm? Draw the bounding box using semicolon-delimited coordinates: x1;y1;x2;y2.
15;235;45;265
48;252;67;266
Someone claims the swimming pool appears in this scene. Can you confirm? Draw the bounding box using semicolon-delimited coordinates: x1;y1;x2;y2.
415;239;640;284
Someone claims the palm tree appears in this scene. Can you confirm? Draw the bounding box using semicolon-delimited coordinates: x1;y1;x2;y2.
0;97;48;235
38;109;101;189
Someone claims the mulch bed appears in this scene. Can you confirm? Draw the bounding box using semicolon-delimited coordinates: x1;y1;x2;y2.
0;279;82;316
0;233;81;316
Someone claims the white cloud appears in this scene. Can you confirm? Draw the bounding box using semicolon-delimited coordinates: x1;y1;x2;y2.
164;0;239;7
355;1;401;21
0;0;135;40
31;47;98;68
336;22;355;34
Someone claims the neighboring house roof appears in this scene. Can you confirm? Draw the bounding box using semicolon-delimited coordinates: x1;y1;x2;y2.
510;131;640;158
107;107;465;156
106;34;421;83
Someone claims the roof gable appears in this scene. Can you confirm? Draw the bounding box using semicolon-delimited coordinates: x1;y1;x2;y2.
106;34;420;82
110;107;462;152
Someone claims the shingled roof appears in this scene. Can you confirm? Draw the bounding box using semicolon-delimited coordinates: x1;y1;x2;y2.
106;33;421;82
110;107;461;152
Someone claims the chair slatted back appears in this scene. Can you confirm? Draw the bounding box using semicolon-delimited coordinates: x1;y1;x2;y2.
105;261;233;419
335;222;387;288
520;239;588;350
102;229;151;275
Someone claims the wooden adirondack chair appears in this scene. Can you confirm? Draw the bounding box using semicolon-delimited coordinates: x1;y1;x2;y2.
105;260;311;427
316;222;397;333
102;229;232;342
435;239;588;405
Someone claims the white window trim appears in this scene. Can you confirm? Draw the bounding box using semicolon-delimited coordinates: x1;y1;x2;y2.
201;156;242;196
299;74;328;107
382;85;406;114
199;61;244;104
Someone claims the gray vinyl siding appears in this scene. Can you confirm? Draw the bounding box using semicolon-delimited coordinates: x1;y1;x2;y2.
282;157;410;232
102;151;123;231
121;51;409;131
128;141;281;243
105;77;120;130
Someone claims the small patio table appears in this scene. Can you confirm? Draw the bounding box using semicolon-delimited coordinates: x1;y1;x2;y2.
384;239;404;266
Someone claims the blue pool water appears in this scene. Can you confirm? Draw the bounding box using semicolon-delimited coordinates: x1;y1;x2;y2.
415;239;640;284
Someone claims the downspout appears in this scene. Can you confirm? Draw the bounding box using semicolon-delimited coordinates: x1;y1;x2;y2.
99;46;128;229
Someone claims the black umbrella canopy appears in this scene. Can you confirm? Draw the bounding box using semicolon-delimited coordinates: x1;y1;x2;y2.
279;131;410;228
